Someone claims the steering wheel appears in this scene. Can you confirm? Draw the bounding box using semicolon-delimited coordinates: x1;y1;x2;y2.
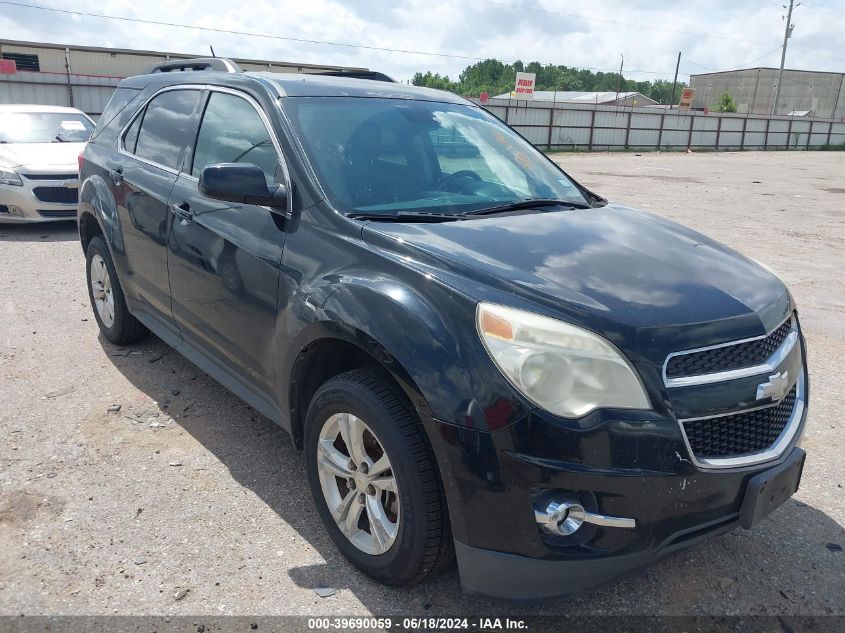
439;170;482;192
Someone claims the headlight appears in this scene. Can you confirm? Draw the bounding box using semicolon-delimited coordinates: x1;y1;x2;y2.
477;303;650;418
0;166;23;186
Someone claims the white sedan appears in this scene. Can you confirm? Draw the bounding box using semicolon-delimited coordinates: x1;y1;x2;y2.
0;104;94;223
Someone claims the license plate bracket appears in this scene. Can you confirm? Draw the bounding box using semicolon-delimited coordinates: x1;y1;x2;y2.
739;448;805;529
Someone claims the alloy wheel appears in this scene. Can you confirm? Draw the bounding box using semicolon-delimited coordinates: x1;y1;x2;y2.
89;253;115;328
316;412;400;555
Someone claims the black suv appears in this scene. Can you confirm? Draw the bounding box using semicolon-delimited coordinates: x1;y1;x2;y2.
78;58;808;599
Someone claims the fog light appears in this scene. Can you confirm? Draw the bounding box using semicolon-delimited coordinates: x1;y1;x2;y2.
534;494;636;536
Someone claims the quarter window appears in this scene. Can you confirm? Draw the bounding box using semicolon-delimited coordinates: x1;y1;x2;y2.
132;90;201;170
192;92;280;182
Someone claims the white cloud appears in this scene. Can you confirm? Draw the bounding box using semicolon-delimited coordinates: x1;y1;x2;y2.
0;0;842;82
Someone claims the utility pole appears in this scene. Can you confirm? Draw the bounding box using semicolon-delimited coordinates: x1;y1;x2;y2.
772;0;799;115
614;54;624;106
670;51;682;108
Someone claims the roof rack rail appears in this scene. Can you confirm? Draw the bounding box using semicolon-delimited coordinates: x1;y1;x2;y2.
307;70;396;83
145;58;242;74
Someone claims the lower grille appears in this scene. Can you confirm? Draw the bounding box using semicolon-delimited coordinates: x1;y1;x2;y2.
682;386;797;460
32;187;78;204
37;210;77;218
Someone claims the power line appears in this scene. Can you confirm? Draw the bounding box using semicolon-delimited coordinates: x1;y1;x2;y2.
0;1;683;76
686;44;784;73
472;0;780;46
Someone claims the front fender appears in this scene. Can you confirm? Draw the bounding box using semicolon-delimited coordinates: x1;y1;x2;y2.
278;272;533;433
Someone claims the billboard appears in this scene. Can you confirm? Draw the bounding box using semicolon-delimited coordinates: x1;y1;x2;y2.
511;72;536;100
679;87;695;111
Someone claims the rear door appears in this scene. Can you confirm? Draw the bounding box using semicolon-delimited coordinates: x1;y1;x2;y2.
166;88;288;403
111;87;202;338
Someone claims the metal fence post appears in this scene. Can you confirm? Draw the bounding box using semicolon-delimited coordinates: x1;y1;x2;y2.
764;118;770;150
787;118;793;149
687;115;695;149
588;109;596;151
740;117;747;151
505;105;510;124
806;122;812;150
624;111;632;149
715;115;723;150
826;121;833;146
657;113;665;150
547;106;554;150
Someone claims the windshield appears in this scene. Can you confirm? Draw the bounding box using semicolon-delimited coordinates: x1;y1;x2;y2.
0;112;94;143
282;97;588;215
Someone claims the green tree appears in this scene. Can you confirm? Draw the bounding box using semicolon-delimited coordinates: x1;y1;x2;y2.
411;71;455;92
411;59;689;101
713;91;738;112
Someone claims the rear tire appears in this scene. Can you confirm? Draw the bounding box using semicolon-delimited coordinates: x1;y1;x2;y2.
304;368;454;586
85;236;147;345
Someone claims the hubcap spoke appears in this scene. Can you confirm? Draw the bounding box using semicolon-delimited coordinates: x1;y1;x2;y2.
318;440;353;478
365;494;396;550
369;474;397;494
338;413;367;465
342;496;365;537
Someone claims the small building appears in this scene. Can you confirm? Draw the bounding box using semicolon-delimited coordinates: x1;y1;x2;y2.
0;39;370;117
689;68;845;119
492;90;657;107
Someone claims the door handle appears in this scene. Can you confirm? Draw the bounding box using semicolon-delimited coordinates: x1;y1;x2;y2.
109;167;123;185
170;201;193;223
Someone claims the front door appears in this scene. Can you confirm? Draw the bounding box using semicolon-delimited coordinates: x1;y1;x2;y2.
166;89;287;400
111;88;202;337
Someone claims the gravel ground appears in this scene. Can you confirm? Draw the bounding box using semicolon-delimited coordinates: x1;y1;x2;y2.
0;151;843;617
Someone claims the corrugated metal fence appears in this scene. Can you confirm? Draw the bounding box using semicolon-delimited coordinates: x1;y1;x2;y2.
0;71;120;117
479;98;845;151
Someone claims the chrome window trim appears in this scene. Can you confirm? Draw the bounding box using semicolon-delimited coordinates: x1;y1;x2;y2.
678;369;805;470
662;315;796;388
118;84;292;217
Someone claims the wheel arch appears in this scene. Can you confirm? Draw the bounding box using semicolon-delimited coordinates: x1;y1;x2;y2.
285;324;435;451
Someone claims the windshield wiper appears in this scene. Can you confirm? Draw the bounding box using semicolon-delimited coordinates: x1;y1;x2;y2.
347;211;462;223
460;198;592;217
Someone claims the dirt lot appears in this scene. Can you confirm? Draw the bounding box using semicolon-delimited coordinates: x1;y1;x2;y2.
1;151;843;617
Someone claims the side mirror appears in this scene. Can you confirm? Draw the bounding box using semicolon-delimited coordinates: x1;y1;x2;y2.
199;163;287;209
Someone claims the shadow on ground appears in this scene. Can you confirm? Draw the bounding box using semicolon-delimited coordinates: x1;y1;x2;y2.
0;221;78;243
99;333;845;616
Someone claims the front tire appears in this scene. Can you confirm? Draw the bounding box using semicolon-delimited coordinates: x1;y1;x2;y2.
305;368;453;586
85;236;147;345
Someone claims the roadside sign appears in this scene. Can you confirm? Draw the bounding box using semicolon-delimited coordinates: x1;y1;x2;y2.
679;87;695;111
479;91;489;104
0;59;17;74
512;72;536;100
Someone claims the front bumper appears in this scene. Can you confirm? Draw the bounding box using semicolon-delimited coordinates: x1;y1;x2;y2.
0;173;79;223
423;395;808;599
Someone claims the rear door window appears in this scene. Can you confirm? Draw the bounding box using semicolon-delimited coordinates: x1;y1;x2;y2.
132;89;201;171
191;91;280;183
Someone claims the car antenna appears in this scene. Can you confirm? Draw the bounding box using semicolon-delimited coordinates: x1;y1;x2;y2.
209;46;216;58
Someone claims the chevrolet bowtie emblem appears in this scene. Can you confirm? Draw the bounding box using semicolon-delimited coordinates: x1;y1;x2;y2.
756;371;789;401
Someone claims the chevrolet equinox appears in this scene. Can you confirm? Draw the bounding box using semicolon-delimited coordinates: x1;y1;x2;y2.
78;58;808;599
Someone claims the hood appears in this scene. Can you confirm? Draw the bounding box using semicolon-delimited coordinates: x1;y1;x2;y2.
362;204;792;363
0;142;85;171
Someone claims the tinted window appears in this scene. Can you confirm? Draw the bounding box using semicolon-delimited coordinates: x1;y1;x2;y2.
91;87;141;140
133;90;201;170
192;92;279;182
123;114;142;154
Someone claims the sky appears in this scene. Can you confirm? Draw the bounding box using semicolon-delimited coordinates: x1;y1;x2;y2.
0;0;843;83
